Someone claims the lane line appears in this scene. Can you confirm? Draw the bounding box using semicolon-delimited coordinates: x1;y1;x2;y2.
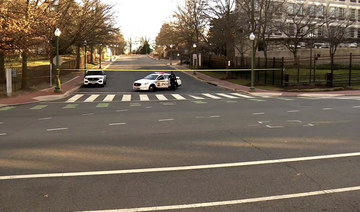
0;133;7;136
96;103;109;108
0;106;16;111
63;104;78;109
287;110;299;113
352;106;360;108
46;128;68;132
30;105;48;110
323;108;333;110
122;94;131;102
84;95;99;102
266;125;284;129
38;117;52;120
86;186;360;212
109;123;126;126
158;119;174;122
230;93;254;99
82;113;94;116
172;94;186;100
116;109;128;112
210;115;220;118
103;95;115;102
139;95;149;101
156;94;168;101
253;112;265;115
286;120;302;123
1;152;360;180
66;94;84;103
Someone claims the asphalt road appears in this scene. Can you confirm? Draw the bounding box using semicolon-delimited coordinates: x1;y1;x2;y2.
0;55;359;211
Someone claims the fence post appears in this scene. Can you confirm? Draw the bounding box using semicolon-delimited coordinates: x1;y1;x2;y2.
297;56;300;84
349;53;352;86
281;57;284;86
257;57;260;81
272;57;275;85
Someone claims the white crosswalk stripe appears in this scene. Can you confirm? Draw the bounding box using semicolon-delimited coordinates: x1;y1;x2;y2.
122;94;131;101
231;93;254;99
67;93;258;103
103;95;115;102
139;94;149;101
202;93;222;99
66;94;84;102
84;94;99;102
188;95;205;100
172;94;186;100
217;93;238;99
156;94;168;101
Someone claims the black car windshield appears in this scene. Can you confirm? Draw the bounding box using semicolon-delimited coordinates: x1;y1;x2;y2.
86;71;103;75
144;74;158;80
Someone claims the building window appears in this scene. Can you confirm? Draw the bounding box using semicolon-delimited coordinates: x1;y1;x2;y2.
309;5;316;17
330;7;337;18
338;8;345;19
349;28;355;38
358;9;360;21
357;29;360;38
317;5;324;17
350;0;356;2
317;27;323;37
351;9;356;20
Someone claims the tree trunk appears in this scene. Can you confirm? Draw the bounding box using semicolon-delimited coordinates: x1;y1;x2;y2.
0;50;4;80
90;46;94;64
76;45;81;69
21;52;28;89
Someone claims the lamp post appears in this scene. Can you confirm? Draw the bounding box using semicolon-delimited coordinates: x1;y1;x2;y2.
250;32;255;91
99;44;102;69
54;28;61;93
169;44;173;65
193;43;197;75
309;33;314;83
84;40;87;75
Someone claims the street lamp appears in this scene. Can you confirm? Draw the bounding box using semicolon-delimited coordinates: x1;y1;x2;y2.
54;28;61;93
309;33;315;83
99;44;102;69
169;44;173;65
84;40;87;75
249;32;255;91
193;43;197;74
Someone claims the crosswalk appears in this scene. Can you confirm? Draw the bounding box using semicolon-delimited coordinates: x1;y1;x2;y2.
65;92;255;103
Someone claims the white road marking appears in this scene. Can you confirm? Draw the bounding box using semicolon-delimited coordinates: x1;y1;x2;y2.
253;112;265;115
287;110;299;113
158;119;174;122
216;93;237;99
266;125;284;129
352;106;360;108
2;152;360;180
87;186;360;212
38;117;52;121
109;123;126;126
0;122;3;124
66;94;83;103
257;121;270;124
156;94;168;101
189;95;205;100
230;93;254;99
286;120;302;123
210;115;220;118
122;94;131;102
103;95;115;102
116;109;128;112
323;108;333;110
172;94;186;100
82;113;94;116
139;95;149;101
146;106;152;109
303;123;314;127
46;128;68;132
84;95;99;102
202;93;221;99
0;133;7;136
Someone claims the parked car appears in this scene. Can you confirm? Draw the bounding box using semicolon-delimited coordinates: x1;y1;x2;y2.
133;72;182;91
83;70;107;87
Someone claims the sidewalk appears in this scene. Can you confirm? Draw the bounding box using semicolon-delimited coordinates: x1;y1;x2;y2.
0;59;116;107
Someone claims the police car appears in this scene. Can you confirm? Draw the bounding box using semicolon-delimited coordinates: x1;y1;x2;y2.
83;70;107;87
133;72;182;91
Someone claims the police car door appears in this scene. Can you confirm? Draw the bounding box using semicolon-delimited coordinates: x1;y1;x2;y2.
156;75;168;88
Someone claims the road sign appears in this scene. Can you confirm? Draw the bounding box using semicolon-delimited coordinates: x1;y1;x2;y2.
52;56;64;65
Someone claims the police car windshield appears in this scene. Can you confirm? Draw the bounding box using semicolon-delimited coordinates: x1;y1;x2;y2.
144;74;158;80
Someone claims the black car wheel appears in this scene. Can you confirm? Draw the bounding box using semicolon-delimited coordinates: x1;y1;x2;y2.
149;84;156;92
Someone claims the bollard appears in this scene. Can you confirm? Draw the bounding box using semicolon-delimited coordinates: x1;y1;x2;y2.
6;68;12;97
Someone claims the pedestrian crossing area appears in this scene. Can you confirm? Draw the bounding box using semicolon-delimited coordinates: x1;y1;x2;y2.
65;92;255;103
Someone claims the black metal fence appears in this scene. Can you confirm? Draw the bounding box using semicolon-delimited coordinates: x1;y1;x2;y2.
201;54;360;87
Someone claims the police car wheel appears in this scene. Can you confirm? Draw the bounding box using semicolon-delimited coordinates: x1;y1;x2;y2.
149;84;156;92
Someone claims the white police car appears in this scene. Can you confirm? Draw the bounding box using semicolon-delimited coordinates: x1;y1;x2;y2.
83;70;107;87
133;72;182;91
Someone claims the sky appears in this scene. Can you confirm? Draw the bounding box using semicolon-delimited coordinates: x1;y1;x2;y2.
107;0;182;47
